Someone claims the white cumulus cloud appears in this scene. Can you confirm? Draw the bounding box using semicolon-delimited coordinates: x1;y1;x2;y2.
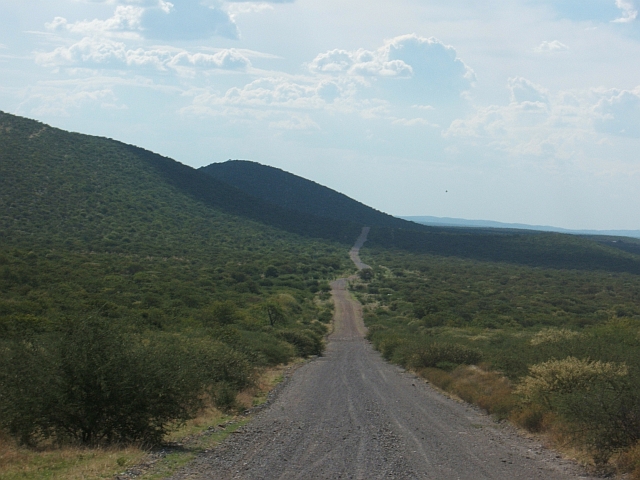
46;6;144;38
594;87;640;137
534;40;569;53
45;1;239;41
36;37;251;72
446;79;640;161
189;77;344;110
309;34;474;106
508;77;549;105
614;0;638;22
18;88;122;117
309;48;412;77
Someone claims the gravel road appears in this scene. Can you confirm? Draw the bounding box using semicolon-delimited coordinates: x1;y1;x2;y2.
166;228;596;480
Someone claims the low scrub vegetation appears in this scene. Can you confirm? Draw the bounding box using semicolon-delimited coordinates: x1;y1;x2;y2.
358;246;640;473
0;111;350;455
0;317;252;446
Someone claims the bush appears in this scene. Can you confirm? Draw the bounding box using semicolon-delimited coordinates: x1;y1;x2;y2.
318;309;333;323
276;329;323;357
515;357;628;408
408;343;482;369
202;301;239;326
0;318;249;446
516;357;639;464
237;330;296;366
365;324;387;338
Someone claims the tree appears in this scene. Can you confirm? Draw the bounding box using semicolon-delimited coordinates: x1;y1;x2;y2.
358;268;374;281
264;300;285;327
0;317;228;446
203;300;238;326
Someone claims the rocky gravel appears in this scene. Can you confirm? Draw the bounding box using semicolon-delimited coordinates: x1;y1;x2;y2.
165;228;597;479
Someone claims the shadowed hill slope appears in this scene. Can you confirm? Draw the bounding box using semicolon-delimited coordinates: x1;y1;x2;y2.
368;226;640;275
124;147;360;244
201;160;640;275
200;160;422;230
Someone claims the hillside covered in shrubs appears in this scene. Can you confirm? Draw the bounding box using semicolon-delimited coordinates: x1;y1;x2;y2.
0;111;350;446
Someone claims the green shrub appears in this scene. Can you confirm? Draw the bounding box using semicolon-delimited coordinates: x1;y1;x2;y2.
237;330;296;366
377;336;404;361
365;324;387;339
516;357;640;464
202;301;239;326
276;329;323;357
318;309;333;323
408;343;482;369
0;318;249;446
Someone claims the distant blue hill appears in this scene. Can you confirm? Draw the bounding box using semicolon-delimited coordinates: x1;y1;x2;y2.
402;216;640;239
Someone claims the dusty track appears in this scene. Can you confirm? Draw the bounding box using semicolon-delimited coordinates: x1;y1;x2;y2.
166;228;594;479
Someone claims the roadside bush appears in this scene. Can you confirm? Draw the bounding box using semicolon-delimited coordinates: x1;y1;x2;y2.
516;357;639;464
515;357;628;408
358;268;374;281
408;343;482;370
511;406;546;433
451;367;516;418
306;321;328;336
276;329;323;357
365;324;387;338
0;317;249;446
237;330;296;366
377;335;405;362
318;309;333;323
617;442;640;479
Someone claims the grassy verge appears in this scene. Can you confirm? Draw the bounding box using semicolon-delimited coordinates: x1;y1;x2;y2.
0;363;292;480
0;437;145;480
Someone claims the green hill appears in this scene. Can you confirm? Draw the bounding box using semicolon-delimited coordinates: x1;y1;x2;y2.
200;160;420;230
202;160;640;274
0;111;351;445
0;110;353;330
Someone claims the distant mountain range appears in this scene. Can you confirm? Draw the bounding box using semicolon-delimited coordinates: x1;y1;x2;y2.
403;216;640;239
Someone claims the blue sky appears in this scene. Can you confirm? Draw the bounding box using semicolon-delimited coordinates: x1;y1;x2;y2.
1;0;640;230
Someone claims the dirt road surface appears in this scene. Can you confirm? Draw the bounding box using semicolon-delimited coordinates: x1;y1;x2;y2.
166;229;595;479
349;226;371;271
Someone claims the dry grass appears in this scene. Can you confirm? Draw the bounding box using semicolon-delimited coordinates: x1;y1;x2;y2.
616;442;640;479
0;433;145;480
419;365;517;419
416;364;604;472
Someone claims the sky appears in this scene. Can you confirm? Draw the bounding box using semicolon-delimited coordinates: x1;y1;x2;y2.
1;0;640;230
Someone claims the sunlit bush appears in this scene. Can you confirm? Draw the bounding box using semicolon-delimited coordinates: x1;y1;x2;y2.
515;357;628;408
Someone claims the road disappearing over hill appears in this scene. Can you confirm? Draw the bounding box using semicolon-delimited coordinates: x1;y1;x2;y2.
167;228;594;479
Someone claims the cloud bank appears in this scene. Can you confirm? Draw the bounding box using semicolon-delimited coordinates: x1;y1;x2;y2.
47;1;239;41
309;34;475;105
36;37;251;72
447;78;640;163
